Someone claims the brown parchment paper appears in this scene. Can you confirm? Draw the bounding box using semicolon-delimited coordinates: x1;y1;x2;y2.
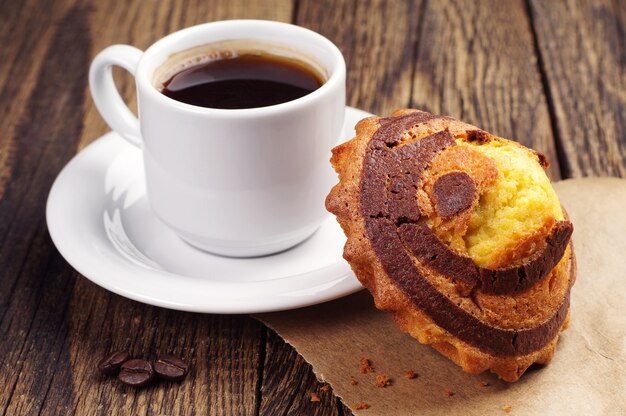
256;178;626;415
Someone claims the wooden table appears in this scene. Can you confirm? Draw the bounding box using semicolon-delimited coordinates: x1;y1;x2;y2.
1;0;624;414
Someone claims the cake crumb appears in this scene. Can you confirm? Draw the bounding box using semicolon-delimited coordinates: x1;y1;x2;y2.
355;402;370;410
350;376;358;386
479;380;490;387
360;357;374;374
375;374;392;387
404;370;418;379
502;404;512;413
320;384;330;392
444;389;454;397
309;392;320;402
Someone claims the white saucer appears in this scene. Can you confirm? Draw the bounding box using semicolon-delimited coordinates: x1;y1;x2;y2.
46;107;371;313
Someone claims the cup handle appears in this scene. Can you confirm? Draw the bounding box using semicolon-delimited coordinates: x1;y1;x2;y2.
89;45;143;148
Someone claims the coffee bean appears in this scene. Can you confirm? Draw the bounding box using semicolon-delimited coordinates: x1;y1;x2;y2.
154;354;188;381
97;350;130;376
118;359;154;387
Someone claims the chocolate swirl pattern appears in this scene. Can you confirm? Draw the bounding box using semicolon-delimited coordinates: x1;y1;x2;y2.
327;109;575;381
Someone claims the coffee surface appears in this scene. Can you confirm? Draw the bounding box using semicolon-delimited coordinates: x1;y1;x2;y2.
161;53;323;109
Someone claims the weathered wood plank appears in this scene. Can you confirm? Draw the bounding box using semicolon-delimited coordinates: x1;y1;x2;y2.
529;0;626;178
3;0;621;415
411;0;561;178
0;4;90;414
0;0;292;415
34;279;264;416
0;0;70;199
259;330;342;416
297;0;423;116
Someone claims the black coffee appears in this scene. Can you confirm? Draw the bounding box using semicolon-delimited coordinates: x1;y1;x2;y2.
161;53;324;109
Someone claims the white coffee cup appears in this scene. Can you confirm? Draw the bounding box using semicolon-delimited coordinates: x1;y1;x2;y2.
89;20;346;257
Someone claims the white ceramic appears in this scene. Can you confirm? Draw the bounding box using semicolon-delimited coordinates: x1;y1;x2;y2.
89;20;346;257
46;107;371;313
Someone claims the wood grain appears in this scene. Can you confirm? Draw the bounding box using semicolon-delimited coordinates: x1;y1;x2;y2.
259;330;343;416
0;0;625;415
0;3;90;414
529;0;626;178
297;0;424;115
33;281;264;416
0;1;286;415
411;0;561;178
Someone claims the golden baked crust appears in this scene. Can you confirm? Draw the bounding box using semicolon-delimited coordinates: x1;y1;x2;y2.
326;109;575;382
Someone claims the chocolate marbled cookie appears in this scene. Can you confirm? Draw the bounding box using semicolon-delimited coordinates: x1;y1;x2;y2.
326;109;575;382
